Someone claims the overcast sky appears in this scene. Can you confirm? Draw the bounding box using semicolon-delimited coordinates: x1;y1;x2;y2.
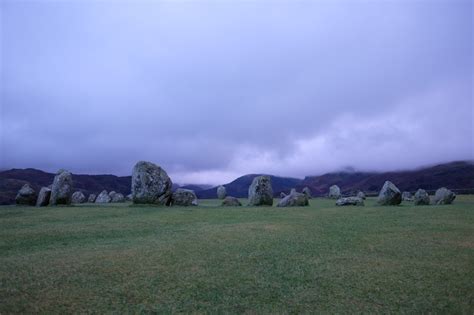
1;0;473;185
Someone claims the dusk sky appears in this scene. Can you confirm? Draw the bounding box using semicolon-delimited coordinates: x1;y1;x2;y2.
1;0;473;185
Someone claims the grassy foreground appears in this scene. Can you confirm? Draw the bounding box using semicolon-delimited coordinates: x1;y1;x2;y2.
1;196;473;313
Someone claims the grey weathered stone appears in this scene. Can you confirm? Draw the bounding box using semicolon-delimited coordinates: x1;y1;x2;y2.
95;190;111;203
222;196;242;206
87;194;97;203
336;197;364;206
36;187;51;207
302;187;312;199
50;169;73;206
290;188;296;195
217;186;226;199
328;185;341;199
433;187;456;205
172;188;198;206
402;191;414;201
126;194;132;201
376;181;402;205
71;191;86;204
277;191;309;207
414;189;430;206
131;161;173;205
111;192;125;203
248;176;273;206
280;192;287;198
357;191;366;199
15;184;37;206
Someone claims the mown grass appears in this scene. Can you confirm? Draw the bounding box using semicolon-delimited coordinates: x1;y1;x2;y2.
0;196;473;313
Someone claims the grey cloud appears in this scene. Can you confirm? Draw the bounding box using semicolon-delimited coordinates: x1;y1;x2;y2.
1;0;472;184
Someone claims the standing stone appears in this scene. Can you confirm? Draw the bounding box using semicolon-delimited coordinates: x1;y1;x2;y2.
248;176;273;206
290;188;296;195
217;186;227;199
95;190;111;203
402;191;414;201
15;184;37;206
131;161;173;205
336;197;364;206
171;188;198;206
222;196;242;206
111;193;125;203
357;191;366;199
277;191;309;207
377;181;402;205
71;191;86;204
36;187;52;207
328;185;341;199
50;169;73;206
302;187;312;199
414;189;430;206
87;194;97;203
433;187;456;205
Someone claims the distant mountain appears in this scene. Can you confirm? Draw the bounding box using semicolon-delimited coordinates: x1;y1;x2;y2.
1;161;473;204
196;174;303;199
298;161;474;197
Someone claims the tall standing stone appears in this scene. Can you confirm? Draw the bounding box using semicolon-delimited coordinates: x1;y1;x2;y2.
50;169;73;206
248;176;273;206
36;187;52;207
217;186;227;199
15;184;37;206
376;181;402;205
328;185;341;199
131;161;173;205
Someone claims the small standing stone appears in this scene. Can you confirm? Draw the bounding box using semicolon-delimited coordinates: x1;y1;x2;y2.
336;197;364;206
71;191;86;204
433;187;456;205
217;186;227;199
302;187;312;199
413;189;430;206
36;187;52;207
15;184;37;206
328;185;341;199
171;188;198;206
222;196;242;206
95;190;111;203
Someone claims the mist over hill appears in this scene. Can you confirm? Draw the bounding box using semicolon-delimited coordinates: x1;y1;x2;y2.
1;161;473;204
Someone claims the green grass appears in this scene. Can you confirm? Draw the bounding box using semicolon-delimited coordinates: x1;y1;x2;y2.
1;196;473;313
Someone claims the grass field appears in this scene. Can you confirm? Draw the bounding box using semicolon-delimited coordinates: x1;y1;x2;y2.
1;196;473;313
